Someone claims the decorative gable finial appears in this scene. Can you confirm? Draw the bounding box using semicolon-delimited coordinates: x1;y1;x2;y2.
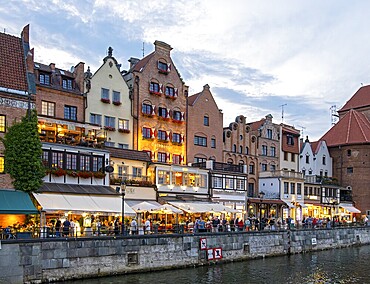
108;47;113;57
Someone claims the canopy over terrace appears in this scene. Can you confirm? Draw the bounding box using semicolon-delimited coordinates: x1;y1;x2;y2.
339;203;361;214
168;201;237;214
0;190;39;214
33;193;136;215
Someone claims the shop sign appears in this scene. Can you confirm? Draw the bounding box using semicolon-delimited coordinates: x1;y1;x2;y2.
200;238;207;250
207;248;214;260
214;248;222;259
312;237;317;245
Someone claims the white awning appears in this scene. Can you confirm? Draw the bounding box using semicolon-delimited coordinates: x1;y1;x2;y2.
33;193;136;215
284;201;296;208
168;201;234;213
339;203;361;213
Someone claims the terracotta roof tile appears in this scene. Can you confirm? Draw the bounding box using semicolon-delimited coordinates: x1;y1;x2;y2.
0;32;28;91
187;92;201;106
320;109;370;146
310;141;320;154
132;52;155;72
339;85;370;112
248;118;265;131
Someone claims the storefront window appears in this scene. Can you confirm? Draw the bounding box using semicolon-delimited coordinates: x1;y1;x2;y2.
172;172;183;185
158;170;170;185
195;174;207;188
236;178;245;190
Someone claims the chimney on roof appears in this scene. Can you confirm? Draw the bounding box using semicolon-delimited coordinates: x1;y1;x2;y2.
265;114;273;122
128;57;140;69
74;62;85;93
154;40;172;56
21;24;30;44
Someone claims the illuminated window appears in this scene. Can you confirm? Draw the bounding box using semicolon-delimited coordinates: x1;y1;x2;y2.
118;119;129;130
158;170;170;184
0;115;5;132
0;156;4;173
41;101;55;117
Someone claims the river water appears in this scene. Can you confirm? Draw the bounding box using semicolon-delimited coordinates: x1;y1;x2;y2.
65;245;369;284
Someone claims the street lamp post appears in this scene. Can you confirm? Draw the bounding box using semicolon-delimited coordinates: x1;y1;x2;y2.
121;182;126;235
258;191;265;231
332;199;338;228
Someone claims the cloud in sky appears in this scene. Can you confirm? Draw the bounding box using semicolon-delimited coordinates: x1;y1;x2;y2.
1;0;370;140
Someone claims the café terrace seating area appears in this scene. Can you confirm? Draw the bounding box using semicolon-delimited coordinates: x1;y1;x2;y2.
38;119;106;148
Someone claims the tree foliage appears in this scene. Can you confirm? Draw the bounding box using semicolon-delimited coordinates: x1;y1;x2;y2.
1;110;45;192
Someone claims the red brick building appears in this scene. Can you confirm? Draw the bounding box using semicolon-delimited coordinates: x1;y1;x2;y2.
321;100;370;215
187;84;223;163
34;61;86;145
0;25;35;188
124;41;188;165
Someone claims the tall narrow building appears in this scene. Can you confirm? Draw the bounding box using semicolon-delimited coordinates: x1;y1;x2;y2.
187;84;223;163
124;41;188;165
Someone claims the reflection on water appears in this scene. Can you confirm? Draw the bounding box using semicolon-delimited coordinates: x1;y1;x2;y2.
64;245;370;284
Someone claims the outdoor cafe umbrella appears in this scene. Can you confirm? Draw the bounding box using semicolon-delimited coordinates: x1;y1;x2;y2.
150;204;183;232
131;201;161;213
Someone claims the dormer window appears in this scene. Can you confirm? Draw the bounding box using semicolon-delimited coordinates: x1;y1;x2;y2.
62;78;73;90
39;73;50;85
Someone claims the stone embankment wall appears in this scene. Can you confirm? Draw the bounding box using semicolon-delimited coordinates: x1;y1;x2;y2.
1;227;369;284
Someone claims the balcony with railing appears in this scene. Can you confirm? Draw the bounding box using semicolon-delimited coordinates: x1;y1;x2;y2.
259;170;304;180
109;173;154;187
304;175;340;185
191;161;245;173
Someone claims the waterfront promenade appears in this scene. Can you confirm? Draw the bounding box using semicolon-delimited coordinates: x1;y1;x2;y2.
0;226;369;284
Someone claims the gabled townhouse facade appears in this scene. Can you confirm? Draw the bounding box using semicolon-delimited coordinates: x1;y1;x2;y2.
187;84;223;163
223;115;258;197
299;138;343;219
258;122;304;222
123;41;188;165
85;47;132;149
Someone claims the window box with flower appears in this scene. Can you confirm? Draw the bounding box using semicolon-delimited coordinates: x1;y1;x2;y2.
112;101;122;106
66;170;79;178
78;171;93;179
50;167;66;177
158;69;169;75
118;129;130;133
149;90;162;96
142;113;153;118
93;171;106;179
101;98;110;104
172;119;184;124
158;116;170;121
104;126;116;131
